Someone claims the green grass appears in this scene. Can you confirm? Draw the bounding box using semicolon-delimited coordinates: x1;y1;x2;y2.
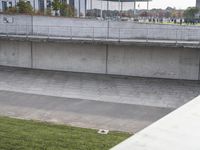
0;116;131;150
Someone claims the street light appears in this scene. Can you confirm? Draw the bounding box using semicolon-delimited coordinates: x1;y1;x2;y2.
101;0;103;18
133;0;136;16
78;0;80;17
107;0;109;18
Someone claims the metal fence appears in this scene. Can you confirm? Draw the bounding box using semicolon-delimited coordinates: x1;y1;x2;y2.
0;24;200;42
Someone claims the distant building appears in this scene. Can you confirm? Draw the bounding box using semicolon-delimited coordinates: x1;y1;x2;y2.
196;0;200;19
0;0;48;12
69;0;87;17
197;0;200;8
0;0;15;12
0;0;87;17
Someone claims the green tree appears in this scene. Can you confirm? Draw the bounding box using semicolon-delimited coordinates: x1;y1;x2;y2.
183;7;199;19
60;4;74;17
6;7;17;14
17;0;33;14
52;0;61;16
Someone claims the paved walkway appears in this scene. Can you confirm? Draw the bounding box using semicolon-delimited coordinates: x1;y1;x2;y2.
0;90;173;133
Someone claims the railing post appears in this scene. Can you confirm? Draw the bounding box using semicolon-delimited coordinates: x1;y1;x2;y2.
146;28;149;43
70;26;72;40
6;25;8;37
176;29;178;44
26;25;28;38
15;24;17;35
118;28;120;42
93;27;95;40
180;28;183;41
107;24;109;40
36;25;38;36
47;26;50;38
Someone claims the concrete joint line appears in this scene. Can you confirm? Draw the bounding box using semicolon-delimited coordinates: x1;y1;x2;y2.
31;42;33;68
198;51;200;80
106;44;109;74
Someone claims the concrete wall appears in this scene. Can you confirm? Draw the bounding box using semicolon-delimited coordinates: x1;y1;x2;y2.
1;14;200;41
0;14;32;34
109;21;200;40
0;40;31;67
32;16;108;38
107;45;200;80
32;42;107;73
0;39;199;80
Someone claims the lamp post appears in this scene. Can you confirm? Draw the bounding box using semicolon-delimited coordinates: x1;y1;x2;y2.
100;0;103;19
85;0;87;17
78;0;80;17
90;0;92;16
121;1;123;18
133;0;136;16
107;0;109;18
33;0;35;13
118;0;120;18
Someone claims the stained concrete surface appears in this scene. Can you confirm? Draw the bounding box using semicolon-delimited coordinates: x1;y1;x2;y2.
0;90;173;133
0;66;199;108
108;45;200;80
0;66;199;132
1;39;199;80
32;42;107;74
1;14;200;41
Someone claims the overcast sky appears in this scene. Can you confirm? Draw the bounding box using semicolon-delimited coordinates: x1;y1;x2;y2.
88;0;196;10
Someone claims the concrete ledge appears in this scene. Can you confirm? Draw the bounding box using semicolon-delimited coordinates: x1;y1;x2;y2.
0;34;200;48
111;95;200;150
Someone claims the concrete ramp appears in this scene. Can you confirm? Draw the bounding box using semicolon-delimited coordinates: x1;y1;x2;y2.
0;66;199;109
111;96;200;150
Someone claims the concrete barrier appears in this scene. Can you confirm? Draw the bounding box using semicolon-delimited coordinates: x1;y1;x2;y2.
109;21;200;40
0;14;32;35
0;39;199;80
32;16;108;38
1;14;200;41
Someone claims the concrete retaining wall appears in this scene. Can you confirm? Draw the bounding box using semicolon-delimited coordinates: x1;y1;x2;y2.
32;42;107;73
108;45;200;80
0;39;199;80
0;40;31;68
1;14;200;40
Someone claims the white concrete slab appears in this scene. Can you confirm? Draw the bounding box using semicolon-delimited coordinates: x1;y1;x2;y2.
111;95;200;150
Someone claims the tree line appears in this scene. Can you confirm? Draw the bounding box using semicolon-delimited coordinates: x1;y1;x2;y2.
3;0;75;17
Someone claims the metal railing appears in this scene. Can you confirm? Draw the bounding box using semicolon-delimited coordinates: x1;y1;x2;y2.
0;24;200;43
